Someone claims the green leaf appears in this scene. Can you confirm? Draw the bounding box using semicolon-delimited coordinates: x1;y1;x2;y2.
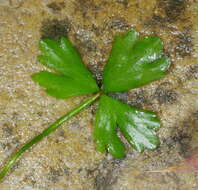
103;30;170;93
94;95;160;158
32;37;99;98
94;95;126;158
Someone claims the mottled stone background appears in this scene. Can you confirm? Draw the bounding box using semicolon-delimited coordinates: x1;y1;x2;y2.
0;0;197;189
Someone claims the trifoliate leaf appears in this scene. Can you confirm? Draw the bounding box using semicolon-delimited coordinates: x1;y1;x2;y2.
32;37;99;98
94;95;160;158
103;30;170;93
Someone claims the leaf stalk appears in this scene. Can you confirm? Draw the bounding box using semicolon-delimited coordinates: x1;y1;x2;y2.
0;92;101;181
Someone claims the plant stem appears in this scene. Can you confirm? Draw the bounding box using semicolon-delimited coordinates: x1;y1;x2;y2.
0;92;101;181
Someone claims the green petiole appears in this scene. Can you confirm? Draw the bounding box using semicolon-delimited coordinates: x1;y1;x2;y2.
0;92;101;181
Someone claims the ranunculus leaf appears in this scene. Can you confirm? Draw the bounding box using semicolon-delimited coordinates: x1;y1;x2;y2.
94;95;160;158
103;30;170;93
32;37;99;98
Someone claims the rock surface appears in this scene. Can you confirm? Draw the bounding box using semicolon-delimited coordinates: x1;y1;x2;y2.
0;0;197;189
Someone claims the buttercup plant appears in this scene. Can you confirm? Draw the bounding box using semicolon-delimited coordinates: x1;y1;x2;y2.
0;30;170;180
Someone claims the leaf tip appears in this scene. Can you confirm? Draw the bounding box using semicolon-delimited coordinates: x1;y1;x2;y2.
31;72;39;82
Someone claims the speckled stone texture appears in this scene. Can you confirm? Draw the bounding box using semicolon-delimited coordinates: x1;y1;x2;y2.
0;0;197;190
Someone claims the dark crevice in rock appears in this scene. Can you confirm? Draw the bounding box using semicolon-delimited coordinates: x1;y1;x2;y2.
116;0;129;8
104;17;129;31
88;63;103;87
172;134;192;158
82;158;124;190
75;38;97;53
128;90;150;108
155;0;187;23
48;168;62;183
74;0;100;18
161;0;186;23
153;82;178;105
167;111;198;158
41;18;71;40
185;64;198;80
48;167;69;183
93;158;123;190
108;92;129;104
145;0;193;59
23;174;37;186
174;27;193;57
145;0;188;28
2;123;13;137
47;1;65;12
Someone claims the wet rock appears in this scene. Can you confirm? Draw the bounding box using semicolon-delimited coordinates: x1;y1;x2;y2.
48;168;62;183
0;0;9;6
116;0;129;8
47;1;65;12
109;92;129;104
106;17;129;30
94;158;122;190
170;111;198;158
2;123;13;137
41;18;71;40
88;63;103;86
74;0;100;18
0;0;197;189
185;65;198;80
128;90;150;108
155;0;187;23
153;82;178;105
175;27;193;57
